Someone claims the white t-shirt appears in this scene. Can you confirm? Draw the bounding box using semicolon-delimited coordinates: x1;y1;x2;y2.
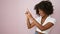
35;16;56;34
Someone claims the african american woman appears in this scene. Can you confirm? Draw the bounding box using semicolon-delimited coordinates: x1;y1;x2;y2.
25;1;56;34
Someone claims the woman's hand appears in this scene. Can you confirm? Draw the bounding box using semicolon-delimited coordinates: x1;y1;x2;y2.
25;9;36;29
25;9;33;19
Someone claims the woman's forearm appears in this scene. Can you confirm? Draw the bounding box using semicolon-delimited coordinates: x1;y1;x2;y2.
26;17;31;29
26;17;36;29
31;17;54;31
31;17;45;31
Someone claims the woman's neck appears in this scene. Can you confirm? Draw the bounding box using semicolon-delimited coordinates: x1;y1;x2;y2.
42;15;48;19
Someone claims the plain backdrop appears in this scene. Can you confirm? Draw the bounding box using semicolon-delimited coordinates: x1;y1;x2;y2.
0;0;60;34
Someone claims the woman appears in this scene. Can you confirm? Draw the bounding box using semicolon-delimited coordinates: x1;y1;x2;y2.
25;1;56;34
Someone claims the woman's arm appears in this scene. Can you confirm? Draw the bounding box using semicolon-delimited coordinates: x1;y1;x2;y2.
25;10;54;30
26;17;35;29
32;17;54;31
25;9;35;29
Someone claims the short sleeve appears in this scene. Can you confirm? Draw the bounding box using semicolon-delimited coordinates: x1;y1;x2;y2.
48;18;56;24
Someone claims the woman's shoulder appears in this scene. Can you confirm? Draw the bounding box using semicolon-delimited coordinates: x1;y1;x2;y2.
47;16;56;24
48;16;56;21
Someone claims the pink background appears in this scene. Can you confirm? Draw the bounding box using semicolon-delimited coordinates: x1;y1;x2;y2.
0;0;60;34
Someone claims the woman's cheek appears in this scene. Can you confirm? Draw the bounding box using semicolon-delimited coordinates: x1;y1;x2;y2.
39;12;44;16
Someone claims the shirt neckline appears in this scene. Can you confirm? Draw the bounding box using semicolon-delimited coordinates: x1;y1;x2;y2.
40;15;51;25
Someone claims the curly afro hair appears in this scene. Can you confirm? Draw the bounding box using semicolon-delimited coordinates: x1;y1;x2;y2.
34;1;54;16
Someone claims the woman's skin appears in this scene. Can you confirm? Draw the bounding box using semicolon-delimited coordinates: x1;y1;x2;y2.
25;9;54;31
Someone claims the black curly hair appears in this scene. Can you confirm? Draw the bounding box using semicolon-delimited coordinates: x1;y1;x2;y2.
34;1;54;16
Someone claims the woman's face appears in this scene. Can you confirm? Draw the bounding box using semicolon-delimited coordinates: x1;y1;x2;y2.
38;9;46;17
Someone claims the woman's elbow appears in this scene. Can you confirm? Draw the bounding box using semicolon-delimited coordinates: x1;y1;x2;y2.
28;26;31;29
28;27;31;29
40;28;44;31
39;27;46;31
